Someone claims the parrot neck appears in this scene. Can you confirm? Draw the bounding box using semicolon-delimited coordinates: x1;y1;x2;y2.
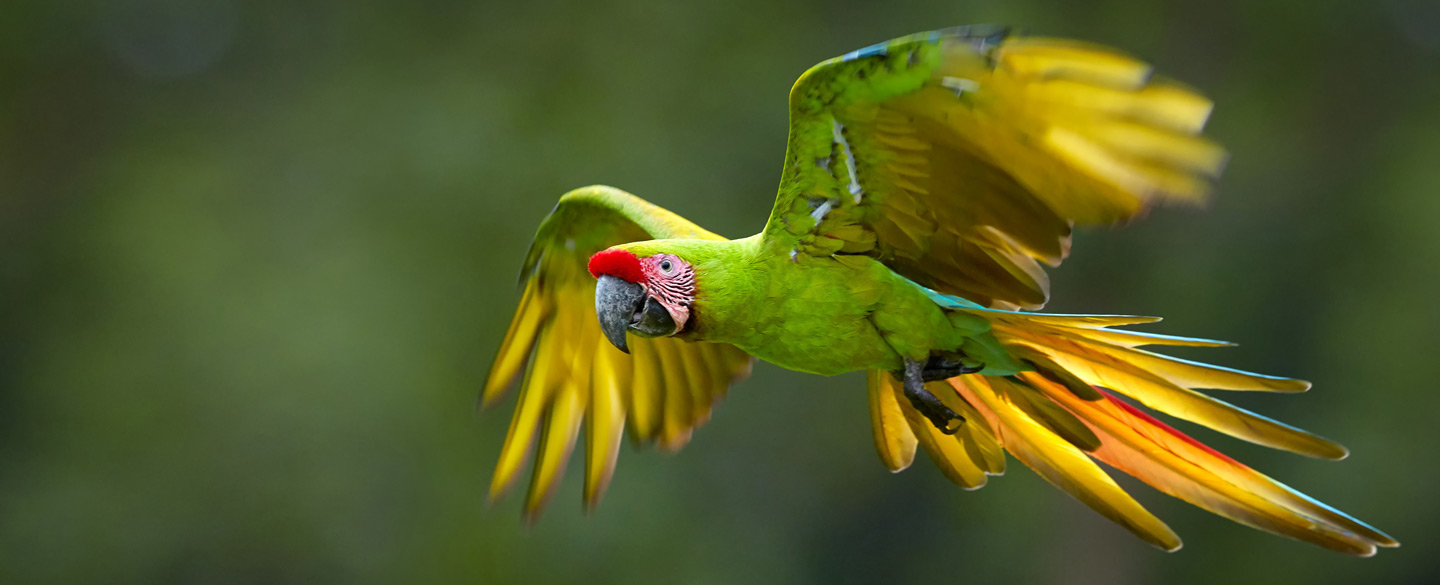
677;234;769;344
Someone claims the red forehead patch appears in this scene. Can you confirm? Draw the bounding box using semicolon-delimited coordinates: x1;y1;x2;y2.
587;248;645;283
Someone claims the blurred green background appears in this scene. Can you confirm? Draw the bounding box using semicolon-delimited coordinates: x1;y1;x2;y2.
3;0;1439;583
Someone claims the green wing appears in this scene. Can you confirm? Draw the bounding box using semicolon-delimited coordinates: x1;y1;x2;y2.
484;186;753;521
762;27;1226;309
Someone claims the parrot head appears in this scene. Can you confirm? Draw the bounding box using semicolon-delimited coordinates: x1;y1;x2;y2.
587;247;695;353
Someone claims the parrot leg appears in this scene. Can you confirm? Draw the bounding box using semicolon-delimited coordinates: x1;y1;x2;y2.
920;352;983;382
899;357;965;435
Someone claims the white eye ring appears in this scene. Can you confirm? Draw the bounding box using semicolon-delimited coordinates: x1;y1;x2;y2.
659;260;673;273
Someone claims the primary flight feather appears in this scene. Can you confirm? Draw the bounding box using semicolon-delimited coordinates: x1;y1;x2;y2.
482;26;1396;555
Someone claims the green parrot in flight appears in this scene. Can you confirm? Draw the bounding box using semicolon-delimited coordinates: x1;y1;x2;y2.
482;27;1397;556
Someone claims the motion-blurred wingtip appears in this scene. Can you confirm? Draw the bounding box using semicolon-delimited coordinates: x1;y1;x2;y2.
521;507;543;528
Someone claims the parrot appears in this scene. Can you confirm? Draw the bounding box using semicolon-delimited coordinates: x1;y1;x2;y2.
481;26;1397;556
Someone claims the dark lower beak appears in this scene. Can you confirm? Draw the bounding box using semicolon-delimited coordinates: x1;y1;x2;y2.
595;275;645;354
631;296;678;339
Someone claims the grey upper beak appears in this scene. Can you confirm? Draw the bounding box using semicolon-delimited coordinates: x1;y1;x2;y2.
595;275;645;354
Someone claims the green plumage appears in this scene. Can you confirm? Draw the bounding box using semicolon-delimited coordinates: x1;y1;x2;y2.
484;28;1396;557
618;234;1021;377
612;29;1041;378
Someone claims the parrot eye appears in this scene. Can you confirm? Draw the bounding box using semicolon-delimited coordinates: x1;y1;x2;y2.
659;260;673;273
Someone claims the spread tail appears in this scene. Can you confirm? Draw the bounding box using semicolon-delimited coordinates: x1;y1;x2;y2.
865;309;1398;555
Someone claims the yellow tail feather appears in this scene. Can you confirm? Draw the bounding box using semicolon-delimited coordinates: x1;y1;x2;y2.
1029;372;1396;556
867;310;1396;555
982;313;1344;459
958;376;1182;550
866;370;919;472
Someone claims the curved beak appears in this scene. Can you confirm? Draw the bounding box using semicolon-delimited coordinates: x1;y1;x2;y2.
632;295;678;339
595;275;645;354
595;275;680;353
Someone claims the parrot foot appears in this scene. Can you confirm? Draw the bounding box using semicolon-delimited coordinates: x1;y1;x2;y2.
920;352;984;382
900;358;966;435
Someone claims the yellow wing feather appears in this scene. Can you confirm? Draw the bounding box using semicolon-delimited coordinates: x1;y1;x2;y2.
489;325;559;502
482;278;551;407
767;28;1224;309
487;32;1394;558
584;337;629;511
652;340;694;450
525;375;586;522
626;339;666;442
484;186;753;519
